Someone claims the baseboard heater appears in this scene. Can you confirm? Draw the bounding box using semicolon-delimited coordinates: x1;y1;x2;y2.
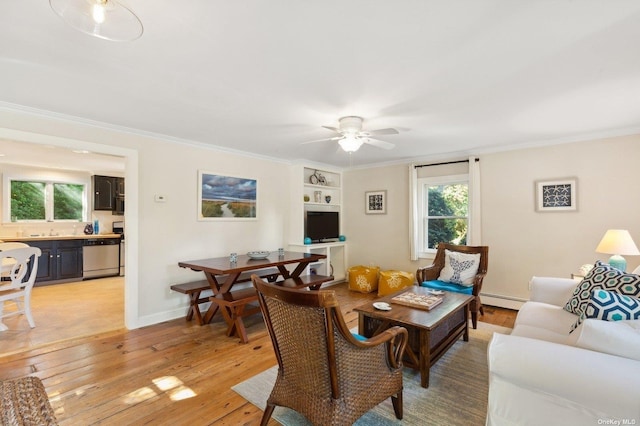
480;292;527;310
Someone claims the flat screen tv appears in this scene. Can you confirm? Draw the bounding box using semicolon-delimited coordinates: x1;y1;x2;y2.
305;211;339;243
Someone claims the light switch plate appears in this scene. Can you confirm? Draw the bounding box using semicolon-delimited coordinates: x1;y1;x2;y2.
154;194;166;203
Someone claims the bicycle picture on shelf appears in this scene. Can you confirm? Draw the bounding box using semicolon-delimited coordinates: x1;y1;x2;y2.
309;170;327;185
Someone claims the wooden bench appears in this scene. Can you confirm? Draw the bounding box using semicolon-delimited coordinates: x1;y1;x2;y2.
170;279;212;325
211;287;261;344
170;267;281;325
217;274;335;343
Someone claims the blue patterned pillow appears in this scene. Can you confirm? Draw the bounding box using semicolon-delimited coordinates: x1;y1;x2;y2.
570;289;640;332
564;261;640;316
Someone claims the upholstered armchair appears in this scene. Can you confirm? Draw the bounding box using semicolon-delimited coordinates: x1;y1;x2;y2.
251;275;408;426
416;243;488;329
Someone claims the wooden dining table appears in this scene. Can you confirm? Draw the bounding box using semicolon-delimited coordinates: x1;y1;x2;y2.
178;251;332;342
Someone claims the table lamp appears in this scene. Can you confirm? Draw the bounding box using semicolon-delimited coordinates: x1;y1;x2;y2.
595;229;640;272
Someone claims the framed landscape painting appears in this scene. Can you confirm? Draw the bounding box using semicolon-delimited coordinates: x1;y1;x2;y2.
198;171;257;220
535;178;577;212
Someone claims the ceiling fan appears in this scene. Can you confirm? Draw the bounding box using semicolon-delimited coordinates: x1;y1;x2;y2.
303;116;399;153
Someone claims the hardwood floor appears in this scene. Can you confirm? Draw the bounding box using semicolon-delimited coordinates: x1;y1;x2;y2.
0;281;516;425
0;277;124;356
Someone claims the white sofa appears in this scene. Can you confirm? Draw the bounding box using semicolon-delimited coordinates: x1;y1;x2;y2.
486;276;640;426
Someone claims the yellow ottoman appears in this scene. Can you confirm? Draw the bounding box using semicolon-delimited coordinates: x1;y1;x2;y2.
378;270;415;296
348;265;380;293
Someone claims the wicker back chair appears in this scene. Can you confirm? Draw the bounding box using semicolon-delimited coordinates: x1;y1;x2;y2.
251;275;408;426
416;243;489;329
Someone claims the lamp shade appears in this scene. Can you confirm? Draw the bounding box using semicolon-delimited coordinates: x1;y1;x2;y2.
595;229;640;255
338;135;363;152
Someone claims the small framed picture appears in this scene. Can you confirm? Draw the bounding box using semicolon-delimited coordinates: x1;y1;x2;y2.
535;178;577;212
365;190;387;214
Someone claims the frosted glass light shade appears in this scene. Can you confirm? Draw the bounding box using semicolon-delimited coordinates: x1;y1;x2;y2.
50;0;143;42
338;135;363;152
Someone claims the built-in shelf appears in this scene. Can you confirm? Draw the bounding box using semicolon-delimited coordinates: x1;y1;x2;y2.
288;166;346;278
289;242;346;284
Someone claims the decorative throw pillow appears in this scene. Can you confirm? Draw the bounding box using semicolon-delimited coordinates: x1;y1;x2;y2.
564;261;640;316
348;265;380;293
378;270;415;296
438;250;481;286
570;289;640;332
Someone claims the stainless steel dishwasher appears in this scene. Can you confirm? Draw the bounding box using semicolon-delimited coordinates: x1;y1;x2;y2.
83;238;121;279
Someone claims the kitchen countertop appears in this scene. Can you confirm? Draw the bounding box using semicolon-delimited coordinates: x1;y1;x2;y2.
0;233;122;242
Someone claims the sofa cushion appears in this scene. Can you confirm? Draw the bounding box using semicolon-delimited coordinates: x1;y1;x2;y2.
570;289;640;332
564;261;640;316
437;249;480;286
420;279;473;295
514;301;578;340
511;324;577;345
572;319;640;361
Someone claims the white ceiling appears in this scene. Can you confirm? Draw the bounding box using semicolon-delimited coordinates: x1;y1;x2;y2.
2;0;640;170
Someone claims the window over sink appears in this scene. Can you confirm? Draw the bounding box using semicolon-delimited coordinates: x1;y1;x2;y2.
8;179;87;222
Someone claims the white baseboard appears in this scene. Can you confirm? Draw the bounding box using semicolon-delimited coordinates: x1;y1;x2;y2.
481;293;526;310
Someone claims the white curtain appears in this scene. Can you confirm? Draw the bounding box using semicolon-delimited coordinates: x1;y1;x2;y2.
409;164;419;260
468;156;482;245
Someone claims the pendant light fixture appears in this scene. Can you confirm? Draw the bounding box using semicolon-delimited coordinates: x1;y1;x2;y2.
50;0;143;42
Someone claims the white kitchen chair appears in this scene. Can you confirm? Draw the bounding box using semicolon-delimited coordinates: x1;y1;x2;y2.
0;242;29;275
0;247;41;331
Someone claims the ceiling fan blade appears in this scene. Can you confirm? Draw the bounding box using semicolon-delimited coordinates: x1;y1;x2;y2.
321;125;342;134
363;138;395;150
301;136;341;145
364;128;399;136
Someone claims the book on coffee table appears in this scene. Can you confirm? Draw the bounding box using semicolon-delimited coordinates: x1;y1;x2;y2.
391;291;444;311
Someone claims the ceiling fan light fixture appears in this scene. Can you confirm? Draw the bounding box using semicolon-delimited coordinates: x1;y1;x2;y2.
50;0;143;42
338;135;363;152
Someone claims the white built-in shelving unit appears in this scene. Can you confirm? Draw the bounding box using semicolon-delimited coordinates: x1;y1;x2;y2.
288;165;346;284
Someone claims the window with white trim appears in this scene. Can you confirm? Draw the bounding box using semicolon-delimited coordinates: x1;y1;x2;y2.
417;174;469;256
8;179;87;222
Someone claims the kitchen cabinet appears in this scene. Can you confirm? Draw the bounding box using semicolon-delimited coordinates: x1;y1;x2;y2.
114;177;125;215
93;175;125;214
93;175;116;211
29;239;84;285
115;177;125;197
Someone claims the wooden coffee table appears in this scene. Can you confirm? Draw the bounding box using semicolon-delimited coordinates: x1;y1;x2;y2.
355;286;473;388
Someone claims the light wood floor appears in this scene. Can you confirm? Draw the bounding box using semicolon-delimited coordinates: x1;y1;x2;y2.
0;277;124;357
0;281;516;425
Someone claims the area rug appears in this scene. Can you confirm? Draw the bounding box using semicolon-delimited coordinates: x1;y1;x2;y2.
232;322;510;426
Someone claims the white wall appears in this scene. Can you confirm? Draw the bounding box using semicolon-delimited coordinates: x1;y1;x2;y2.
344;135;640;309
0;108;290;328
3;105;639;322
134;137;289;322
481;135;640;306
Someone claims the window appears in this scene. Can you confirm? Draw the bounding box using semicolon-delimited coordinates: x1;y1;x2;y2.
417;174;469;255
9;179;86;222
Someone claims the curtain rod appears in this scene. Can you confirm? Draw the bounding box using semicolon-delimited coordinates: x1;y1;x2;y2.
414;158;479;169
